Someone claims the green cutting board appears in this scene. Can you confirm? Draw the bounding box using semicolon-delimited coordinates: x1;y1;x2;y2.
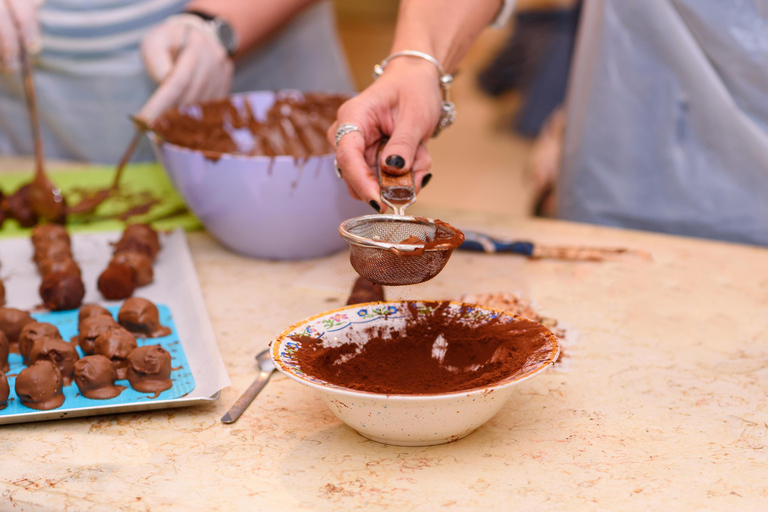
0;163;202;237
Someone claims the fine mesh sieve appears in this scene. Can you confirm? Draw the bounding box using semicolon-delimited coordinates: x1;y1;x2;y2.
338;139;464;286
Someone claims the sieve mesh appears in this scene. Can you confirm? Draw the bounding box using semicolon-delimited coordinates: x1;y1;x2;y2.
341;216;460;286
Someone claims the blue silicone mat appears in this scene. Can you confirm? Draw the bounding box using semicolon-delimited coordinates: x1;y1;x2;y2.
0;304;196;416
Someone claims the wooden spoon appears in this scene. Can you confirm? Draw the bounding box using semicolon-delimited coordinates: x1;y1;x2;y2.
16;30;64;222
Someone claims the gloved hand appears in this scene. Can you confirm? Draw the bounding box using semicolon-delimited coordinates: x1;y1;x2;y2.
0;0;44;73
137;14;234;123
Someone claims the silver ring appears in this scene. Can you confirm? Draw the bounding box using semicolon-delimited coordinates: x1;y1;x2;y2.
335;123;362;147
333;158;342;179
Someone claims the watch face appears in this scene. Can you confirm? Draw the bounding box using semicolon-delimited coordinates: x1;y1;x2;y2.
215;20;238;56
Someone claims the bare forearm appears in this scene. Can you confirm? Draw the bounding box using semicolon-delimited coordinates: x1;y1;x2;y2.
186;0;318;57
391;0;503;72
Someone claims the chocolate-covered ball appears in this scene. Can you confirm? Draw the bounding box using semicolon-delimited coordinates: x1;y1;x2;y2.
93;326;137;380
15;360;65;410
28;335;80;385
40;271;85;311
74;355;125;399
31;224;70;247
115;224;160;261
0;307;34;344
78;304;112;326
110;251;154;287
0;331;8;373
38;255;81;277
33;239;72;266
19;322;61;364
126;345;172;395
77;315;117;355
0;370;8;410
5;184;38;228
118;298;171;338
98;263;136;300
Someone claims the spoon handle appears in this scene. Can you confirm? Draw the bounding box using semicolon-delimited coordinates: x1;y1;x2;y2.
220;369;274;424
16;31;44;178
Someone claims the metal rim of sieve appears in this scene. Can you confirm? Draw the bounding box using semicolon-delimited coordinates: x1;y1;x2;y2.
339;214;459;252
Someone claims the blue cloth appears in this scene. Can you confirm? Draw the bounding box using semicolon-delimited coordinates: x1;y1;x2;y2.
0;1;353;164
559;0;768;246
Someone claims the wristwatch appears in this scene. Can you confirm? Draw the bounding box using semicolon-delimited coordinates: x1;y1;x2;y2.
185;10;239;56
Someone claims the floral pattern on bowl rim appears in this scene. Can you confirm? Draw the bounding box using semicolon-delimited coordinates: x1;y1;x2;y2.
271;300;560;398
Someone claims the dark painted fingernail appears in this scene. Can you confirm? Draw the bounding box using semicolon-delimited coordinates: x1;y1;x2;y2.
369;200;381;213
385;155;405;169
421;173;433;189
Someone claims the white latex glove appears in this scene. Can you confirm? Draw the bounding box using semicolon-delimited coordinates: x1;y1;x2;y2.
138;14;234;123
0;0;44;73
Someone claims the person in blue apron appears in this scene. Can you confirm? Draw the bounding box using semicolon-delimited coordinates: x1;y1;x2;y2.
0;0;353;164
331;0;768;247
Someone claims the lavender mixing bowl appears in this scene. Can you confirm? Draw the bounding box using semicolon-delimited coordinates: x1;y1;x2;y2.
149;91;367;260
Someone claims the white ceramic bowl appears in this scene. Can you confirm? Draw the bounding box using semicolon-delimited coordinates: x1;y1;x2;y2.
150;91;367;260
271;301;559;446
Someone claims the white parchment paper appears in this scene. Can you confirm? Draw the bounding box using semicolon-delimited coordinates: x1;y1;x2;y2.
0;229;230;399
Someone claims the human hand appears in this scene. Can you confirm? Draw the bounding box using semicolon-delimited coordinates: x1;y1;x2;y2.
0;0;43;73
328;58;442;212
137;14;234;123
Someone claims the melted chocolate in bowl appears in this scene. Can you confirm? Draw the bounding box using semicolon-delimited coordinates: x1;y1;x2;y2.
291;301;556;395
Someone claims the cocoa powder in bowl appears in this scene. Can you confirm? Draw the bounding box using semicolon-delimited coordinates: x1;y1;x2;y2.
291;301;554;395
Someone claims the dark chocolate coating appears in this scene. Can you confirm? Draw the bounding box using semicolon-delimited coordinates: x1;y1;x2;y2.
74;355;124;399
98;263;136;300
15;360;65;410
0;307;34;344
0;331;8;373
118;298;171;338
93;326;137;380
126;345;172;395
0;279;5;307
28;335;80;385
78;304;112;326
110;251;154;287
19;322;61;364
77;315;117;355
0;370;8;410
114;224;160;261
40;271;85;311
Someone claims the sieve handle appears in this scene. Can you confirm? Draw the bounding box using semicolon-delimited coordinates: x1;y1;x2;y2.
377;138;416;216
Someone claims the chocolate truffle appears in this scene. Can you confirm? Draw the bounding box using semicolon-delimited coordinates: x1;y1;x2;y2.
110;251;154;286
74;355;125;399
5;184;38;228
40;271;85;311
0;307;34;344
97;263;136;300
31;224;70;247
114;224;160;260
93;326;137;379
15;360;65;410
38;255;81;277
126;345;172;395
118;298;171;338
33;239;72;266
0;370;8;410
76;315;118;355
19;322;61;364
0;331;8;373
78;304;112;326
28;335;80;385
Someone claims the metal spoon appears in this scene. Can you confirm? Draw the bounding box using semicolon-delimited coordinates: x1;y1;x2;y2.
220;349;276;424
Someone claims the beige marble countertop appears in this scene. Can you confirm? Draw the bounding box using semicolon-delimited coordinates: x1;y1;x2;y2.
0;158;766;509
